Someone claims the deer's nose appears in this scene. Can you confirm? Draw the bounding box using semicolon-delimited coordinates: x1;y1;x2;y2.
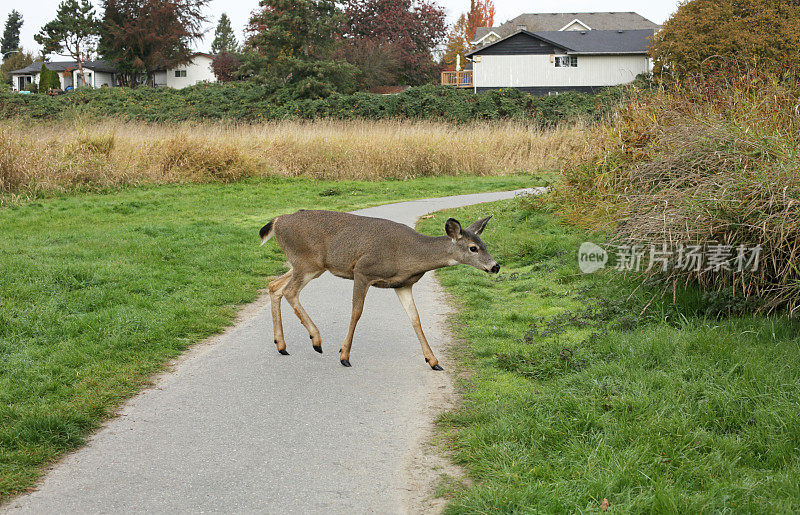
490;264;500;274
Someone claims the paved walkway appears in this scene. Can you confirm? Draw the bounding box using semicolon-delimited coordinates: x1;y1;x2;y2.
4;188;538;514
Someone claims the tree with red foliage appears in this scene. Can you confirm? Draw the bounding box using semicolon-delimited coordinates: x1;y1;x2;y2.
342;0;446;85
466;0;494;42
211;51;241;82
99;0;208;86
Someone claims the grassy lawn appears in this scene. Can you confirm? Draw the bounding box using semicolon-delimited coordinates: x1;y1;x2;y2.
0;174;539;501
417;198;800;512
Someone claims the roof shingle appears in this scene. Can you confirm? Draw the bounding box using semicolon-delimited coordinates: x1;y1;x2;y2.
473;12;659;44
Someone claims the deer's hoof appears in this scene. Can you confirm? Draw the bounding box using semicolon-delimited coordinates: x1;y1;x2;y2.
340;359;352;367
278;349;290;355
313;345;323;354
431;364;444;371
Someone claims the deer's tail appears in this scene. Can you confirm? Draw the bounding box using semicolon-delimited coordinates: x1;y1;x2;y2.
259;217;277;246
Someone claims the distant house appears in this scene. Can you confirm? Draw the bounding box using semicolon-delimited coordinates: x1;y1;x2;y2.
9;54;216;92
467;29;655;95
442;12;659;95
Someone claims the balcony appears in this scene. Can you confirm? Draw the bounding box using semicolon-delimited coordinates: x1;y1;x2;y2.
441;70;473;88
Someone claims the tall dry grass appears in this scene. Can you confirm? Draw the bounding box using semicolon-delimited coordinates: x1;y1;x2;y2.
0;120;585;202
549;75;800;313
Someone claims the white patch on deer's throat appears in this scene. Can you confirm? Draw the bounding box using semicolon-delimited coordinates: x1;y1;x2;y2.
447;259;458;266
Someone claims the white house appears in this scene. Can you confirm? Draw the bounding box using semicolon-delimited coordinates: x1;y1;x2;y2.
9;53;216;91
466;28;655;95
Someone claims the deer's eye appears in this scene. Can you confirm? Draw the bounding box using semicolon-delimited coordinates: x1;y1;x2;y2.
469;246;479;253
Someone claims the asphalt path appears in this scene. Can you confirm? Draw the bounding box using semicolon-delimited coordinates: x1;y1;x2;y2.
4;188;539;514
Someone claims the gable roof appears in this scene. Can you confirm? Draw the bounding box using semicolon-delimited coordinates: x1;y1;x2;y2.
9;59;117;74
467;29;655;57
472;12;659;44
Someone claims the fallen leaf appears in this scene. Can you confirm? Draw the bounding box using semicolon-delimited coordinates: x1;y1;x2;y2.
420;214;434;219
600;498;610;511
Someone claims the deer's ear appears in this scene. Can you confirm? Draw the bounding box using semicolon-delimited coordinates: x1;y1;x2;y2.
466;215;492;235
445;218;462;240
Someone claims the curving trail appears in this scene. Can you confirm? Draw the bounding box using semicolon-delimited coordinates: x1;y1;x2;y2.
4;188;540;514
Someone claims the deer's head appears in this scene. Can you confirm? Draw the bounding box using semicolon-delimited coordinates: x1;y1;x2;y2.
445;216;500;274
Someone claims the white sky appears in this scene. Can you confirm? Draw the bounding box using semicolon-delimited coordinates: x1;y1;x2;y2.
9;0;682;60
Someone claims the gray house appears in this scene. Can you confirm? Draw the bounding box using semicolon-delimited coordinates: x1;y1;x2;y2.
472;12;660;48
466;28;656;95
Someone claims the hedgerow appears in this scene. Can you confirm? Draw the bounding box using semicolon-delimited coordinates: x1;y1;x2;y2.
0;81;632;125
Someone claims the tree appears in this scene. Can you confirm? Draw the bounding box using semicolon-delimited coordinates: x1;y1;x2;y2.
342;0;447;85
0;48;33;84
335;38;403;88
650;0;800;79
211;51;241;81
1;10;23;58
100;0;209;86
465;0;494;42
35;0;98;87
246;0;341;60
244;0;359;97
440;13;468;71
39;63;62;91
211;13;238;53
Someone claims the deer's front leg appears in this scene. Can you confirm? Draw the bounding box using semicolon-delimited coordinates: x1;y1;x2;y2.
395;286;442;370
339;276;369;367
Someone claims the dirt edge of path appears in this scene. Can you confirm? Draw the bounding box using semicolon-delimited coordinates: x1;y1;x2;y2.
400;278;469;514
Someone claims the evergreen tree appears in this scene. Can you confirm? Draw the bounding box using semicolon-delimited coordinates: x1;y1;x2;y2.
39;63;62;91
211;13;238;54
243;0;359;98
34;0;98;87
1;10;24;58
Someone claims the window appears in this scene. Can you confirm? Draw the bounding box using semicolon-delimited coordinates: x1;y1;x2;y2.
554;56;578;68
174;70;187;77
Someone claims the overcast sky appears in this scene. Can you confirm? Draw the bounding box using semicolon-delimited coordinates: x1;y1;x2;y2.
9;0;682;60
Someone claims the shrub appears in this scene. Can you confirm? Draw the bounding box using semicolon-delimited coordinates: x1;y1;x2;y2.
38;64;61;92
0;81;637;125
551;73;800;313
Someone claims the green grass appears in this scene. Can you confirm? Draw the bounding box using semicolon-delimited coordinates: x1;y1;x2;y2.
0;174;539;502
417;198;800;513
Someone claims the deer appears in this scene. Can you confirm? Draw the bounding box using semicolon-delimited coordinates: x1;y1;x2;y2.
259;209;500;370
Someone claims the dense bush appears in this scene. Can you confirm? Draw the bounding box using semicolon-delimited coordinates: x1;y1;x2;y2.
0;81;633;125
550;73;800;313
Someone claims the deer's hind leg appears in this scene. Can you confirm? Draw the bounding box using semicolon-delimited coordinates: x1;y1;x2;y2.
282;268;324;352
268;269;293;354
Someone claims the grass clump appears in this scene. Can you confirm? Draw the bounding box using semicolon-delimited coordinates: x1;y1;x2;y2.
417;197;800;512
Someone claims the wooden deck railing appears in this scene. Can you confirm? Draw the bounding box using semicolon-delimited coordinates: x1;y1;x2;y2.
441;70;473;88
